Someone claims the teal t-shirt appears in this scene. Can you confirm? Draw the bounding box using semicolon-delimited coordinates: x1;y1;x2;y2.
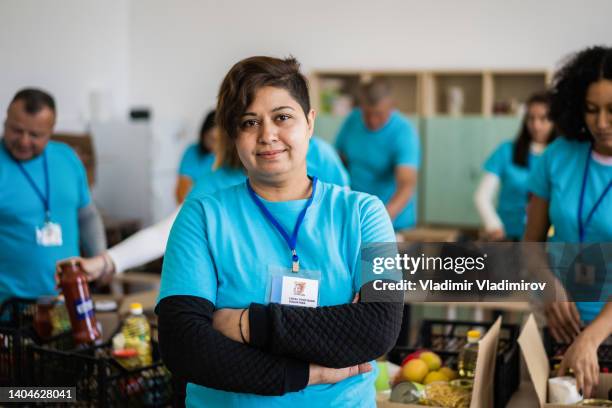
484;141;541;239
307;136;350;187
335;109;420;229
0;140;91;302
178;143;215;180
529;138;612;322
159;181;395;407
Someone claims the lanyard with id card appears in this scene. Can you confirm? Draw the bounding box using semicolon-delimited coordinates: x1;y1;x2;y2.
266;265;321;308
14;151;63;247
572;145;611;292
247;177;320;307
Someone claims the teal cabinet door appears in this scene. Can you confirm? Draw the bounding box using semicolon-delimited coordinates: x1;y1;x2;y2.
313;114;347;144
313;113;421;144
422;117;521;227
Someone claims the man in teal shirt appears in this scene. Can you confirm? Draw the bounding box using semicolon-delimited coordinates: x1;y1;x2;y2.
335;79;420;230
0;89;106;303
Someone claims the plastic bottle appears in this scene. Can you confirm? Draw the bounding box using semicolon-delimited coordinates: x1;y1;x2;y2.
59;259;101;345
458;330;481;379
121;303;152;367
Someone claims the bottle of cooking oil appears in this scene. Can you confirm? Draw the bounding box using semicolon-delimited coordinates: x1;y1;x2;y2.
121;303;152;367
458;330;481;379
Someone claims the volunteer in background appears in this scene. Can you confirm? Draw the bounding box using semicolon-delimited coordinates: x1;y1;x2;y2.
175;110;217;203
524;45;612;397
0;88;106;302
335;79;420;230
66;132;349;282
474;92;557;240
156;56;402;407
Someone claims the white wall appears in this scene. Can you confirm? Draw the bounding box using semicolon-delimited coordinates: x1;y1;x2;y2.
129;0;612;135
0;0;129;131
2;0;612;134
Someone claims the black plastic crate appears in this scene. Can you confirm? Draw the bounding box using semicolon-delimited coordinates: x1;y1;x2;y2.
0;298;47;386
388;319;520;408
543;329;612;371
29;325;174;407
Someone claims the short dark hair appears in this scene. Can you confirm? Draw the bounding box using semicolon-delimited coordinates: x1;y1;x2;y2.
216;56;310;142
359;78;392;105
10;88;56;115
198;110;216;155
513;92;558;167
549;46;612;141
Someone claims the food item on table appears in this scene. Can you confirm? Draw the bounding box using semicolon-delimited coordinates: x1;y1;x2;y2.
450;378;474;392
439;367;458;381
121;303;152;367
423;382;470;408
375;361;391;391
420;351;442;371
401;349;428;366
402;359;429;383
390;381;423;404
424;370;450;385
33;296;55;339
49;296;71;336
548;376;583;405
458;330;480;379
59;259;101;345
113;348;140;370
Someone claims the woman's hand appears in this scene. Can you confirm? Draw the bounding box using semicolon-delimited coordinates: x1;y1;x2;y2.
55;253;115;288
484;228;505;241
213;308;249;343
545;301;582;343
558;332;600;397
308;363;372;385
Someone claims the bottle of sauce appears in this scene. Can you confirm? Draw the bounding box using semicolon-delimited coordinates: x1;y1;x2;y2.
59;259;101;345
33;296;55;340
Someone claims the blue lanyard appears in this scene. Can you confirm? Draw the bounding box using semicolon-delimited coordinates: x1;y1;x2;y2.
578;146;612;243
246;177;318;273
14;151;51;221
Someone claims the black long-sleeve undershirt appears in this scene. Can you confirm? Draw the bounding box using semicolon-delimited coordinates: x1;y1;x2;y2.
248;280;403;367
156;295;309;396
156;281;402;395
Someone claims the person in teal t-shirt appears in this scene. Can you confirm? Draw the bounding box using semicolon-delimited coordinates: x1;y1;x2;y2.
475;92;557;240
524;46;612;397
175;110;217;203
0;88;105;303
335;79;420;230
156;56;402;408
306;136;350;187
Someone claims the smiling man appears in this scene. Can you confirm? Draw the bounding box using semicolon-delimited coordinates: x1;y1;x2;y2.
336;79;420;230
0;88;106;302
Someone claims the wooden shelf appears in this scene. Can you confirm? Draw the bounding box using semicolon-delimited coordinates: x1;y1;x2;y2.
432;72;483;115
311;68;551;117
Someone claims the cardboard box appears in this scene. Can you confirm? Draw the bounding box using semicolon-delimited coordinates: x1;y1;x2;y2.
518;314;612;407
377;317;502;408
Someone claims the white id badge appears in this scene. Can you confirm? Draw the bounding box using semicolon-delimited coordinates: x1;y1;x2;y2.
36;222;63;247
267;265;321;308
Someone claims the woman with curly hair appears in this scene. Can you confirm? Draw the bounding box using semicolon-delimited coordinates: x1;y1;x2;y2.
524;45;612;397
